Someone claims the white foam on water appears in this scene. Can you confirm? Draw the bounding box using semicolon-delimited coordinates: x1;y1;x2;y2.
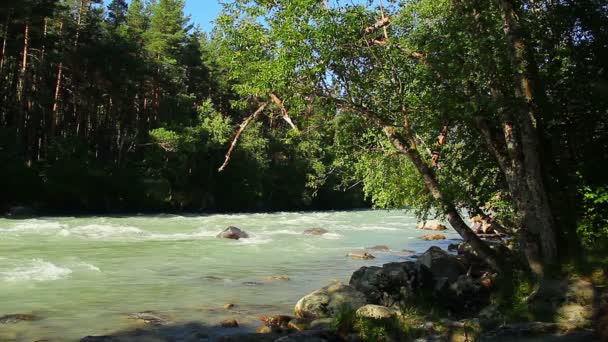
77;262;101;272
0;258;73;282
237;234;273;245
321;232;344;240
0;220;67;234
259;229;301;235
147;229;218;241
69;224;145;239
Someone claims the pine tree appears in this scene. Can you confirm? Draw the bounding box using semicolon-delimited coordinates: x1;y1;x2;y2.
107;0;128;29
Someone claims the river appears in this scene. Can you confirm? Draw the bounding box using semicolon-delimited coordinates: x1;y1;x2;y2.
0;210;459;341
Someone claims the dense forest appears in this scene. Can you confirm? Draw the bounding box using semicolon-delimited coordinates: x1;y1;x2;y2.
1;0;608;271
0;0;368;213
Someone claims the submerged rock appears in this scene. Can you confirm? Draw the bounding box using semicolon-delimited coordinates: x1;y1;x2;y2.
220;318;239;328
259;315;293;329
347;250;376;260
217;226;249;240
366;245;390;252
0;314;40;324
127;311;170;326
303;228;329;236
294;282;367;319
263;275;291;282
420;234;446;241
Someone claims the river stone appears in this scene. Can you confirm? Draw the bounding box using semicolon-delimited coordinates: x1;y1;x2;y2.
419;234;446;241
263;275;291;282
356;304;396;319
0;314;40;324
366;245;390;252
288;318;312;331
416;246;466;285
347;250;375;260
303;228;329;236
416;221;447;231
309;318;333;330
294;282;367;319
127;311;170;326
217;226;249;240
350;261;432;307
220;318;239;328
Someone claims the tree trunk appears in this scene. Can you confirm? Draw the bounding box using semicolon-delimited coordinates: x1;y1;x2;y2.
498;0;558;265
336;100;504;271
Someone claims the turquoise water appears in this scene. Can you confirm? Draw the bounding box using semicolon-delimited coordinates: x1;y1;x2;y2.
0;210;459;341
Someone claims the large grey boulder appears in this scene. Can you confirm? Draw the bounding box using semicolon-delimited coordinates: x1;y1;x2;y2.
294;282;367;319
415;246;466;285
216;226;249;240
349;261;432;307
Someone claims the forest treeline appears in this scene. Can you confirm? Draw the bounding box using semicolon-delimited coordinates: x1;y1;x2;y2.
0;0;367;213
1;0;608;271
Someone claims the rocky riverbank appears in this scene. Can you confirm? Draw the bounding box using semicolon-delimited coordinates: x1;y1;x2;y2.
2;225;605;341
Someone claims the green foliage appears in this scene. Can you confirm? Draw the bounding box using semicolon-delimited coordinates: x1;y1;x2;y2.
577;185;608;250
492;270;535;323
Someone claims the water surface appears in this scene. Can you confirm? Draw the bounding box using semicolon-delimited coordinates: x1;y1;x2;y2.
0;210;459;341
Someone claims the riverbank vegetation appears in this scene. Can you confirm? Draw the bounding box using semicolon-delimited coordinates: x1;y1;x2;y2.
1;0;607;340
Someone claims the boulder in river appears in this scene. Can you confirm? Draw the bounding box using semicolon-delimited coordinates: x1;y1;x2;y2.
0;314;40;324
416;220;447;231
303;228;329;236
347;250;376;260
262;275;291;282
420;234;446;241
294;282;367;319
216;226;249;240
220;318;239;328
366;245;390;252
416;246;466;285
127;311;170;326
350;261;432;307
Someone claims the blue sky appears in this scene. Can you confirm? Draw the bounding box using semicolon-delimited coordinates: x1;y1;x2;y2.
182;1;223;32
102;0;223;31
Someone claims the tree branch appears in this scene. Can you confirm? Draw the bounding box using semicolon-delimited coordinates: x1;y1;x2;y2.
218;102;268;172
270;93;298;131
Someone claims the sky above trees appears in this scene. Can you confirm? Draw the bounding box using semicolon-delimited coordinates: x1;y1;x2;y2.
103;0;222;31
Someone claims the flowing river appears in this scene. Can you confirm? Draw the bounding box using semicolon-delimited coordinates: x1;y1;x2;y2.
0;210;460;341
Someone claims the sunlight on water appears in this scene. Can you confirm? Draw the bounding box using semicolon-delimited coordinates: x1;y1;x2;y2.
0;210;460;341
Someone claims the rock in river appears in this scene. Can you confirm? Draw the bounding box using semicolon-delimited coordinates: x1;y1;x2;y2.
303;228;329;235
366;245;390;252
416;246;465;285
216;226;249;240
220;318;239;328
294;282;367;319
347;250;376;260
0;314;40;324
420;234;446;241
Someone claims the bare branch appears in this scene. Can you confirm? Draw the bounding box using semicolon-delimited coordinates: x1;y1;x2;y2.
270;93;298;131
363;17;391;35
218;102;268;172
